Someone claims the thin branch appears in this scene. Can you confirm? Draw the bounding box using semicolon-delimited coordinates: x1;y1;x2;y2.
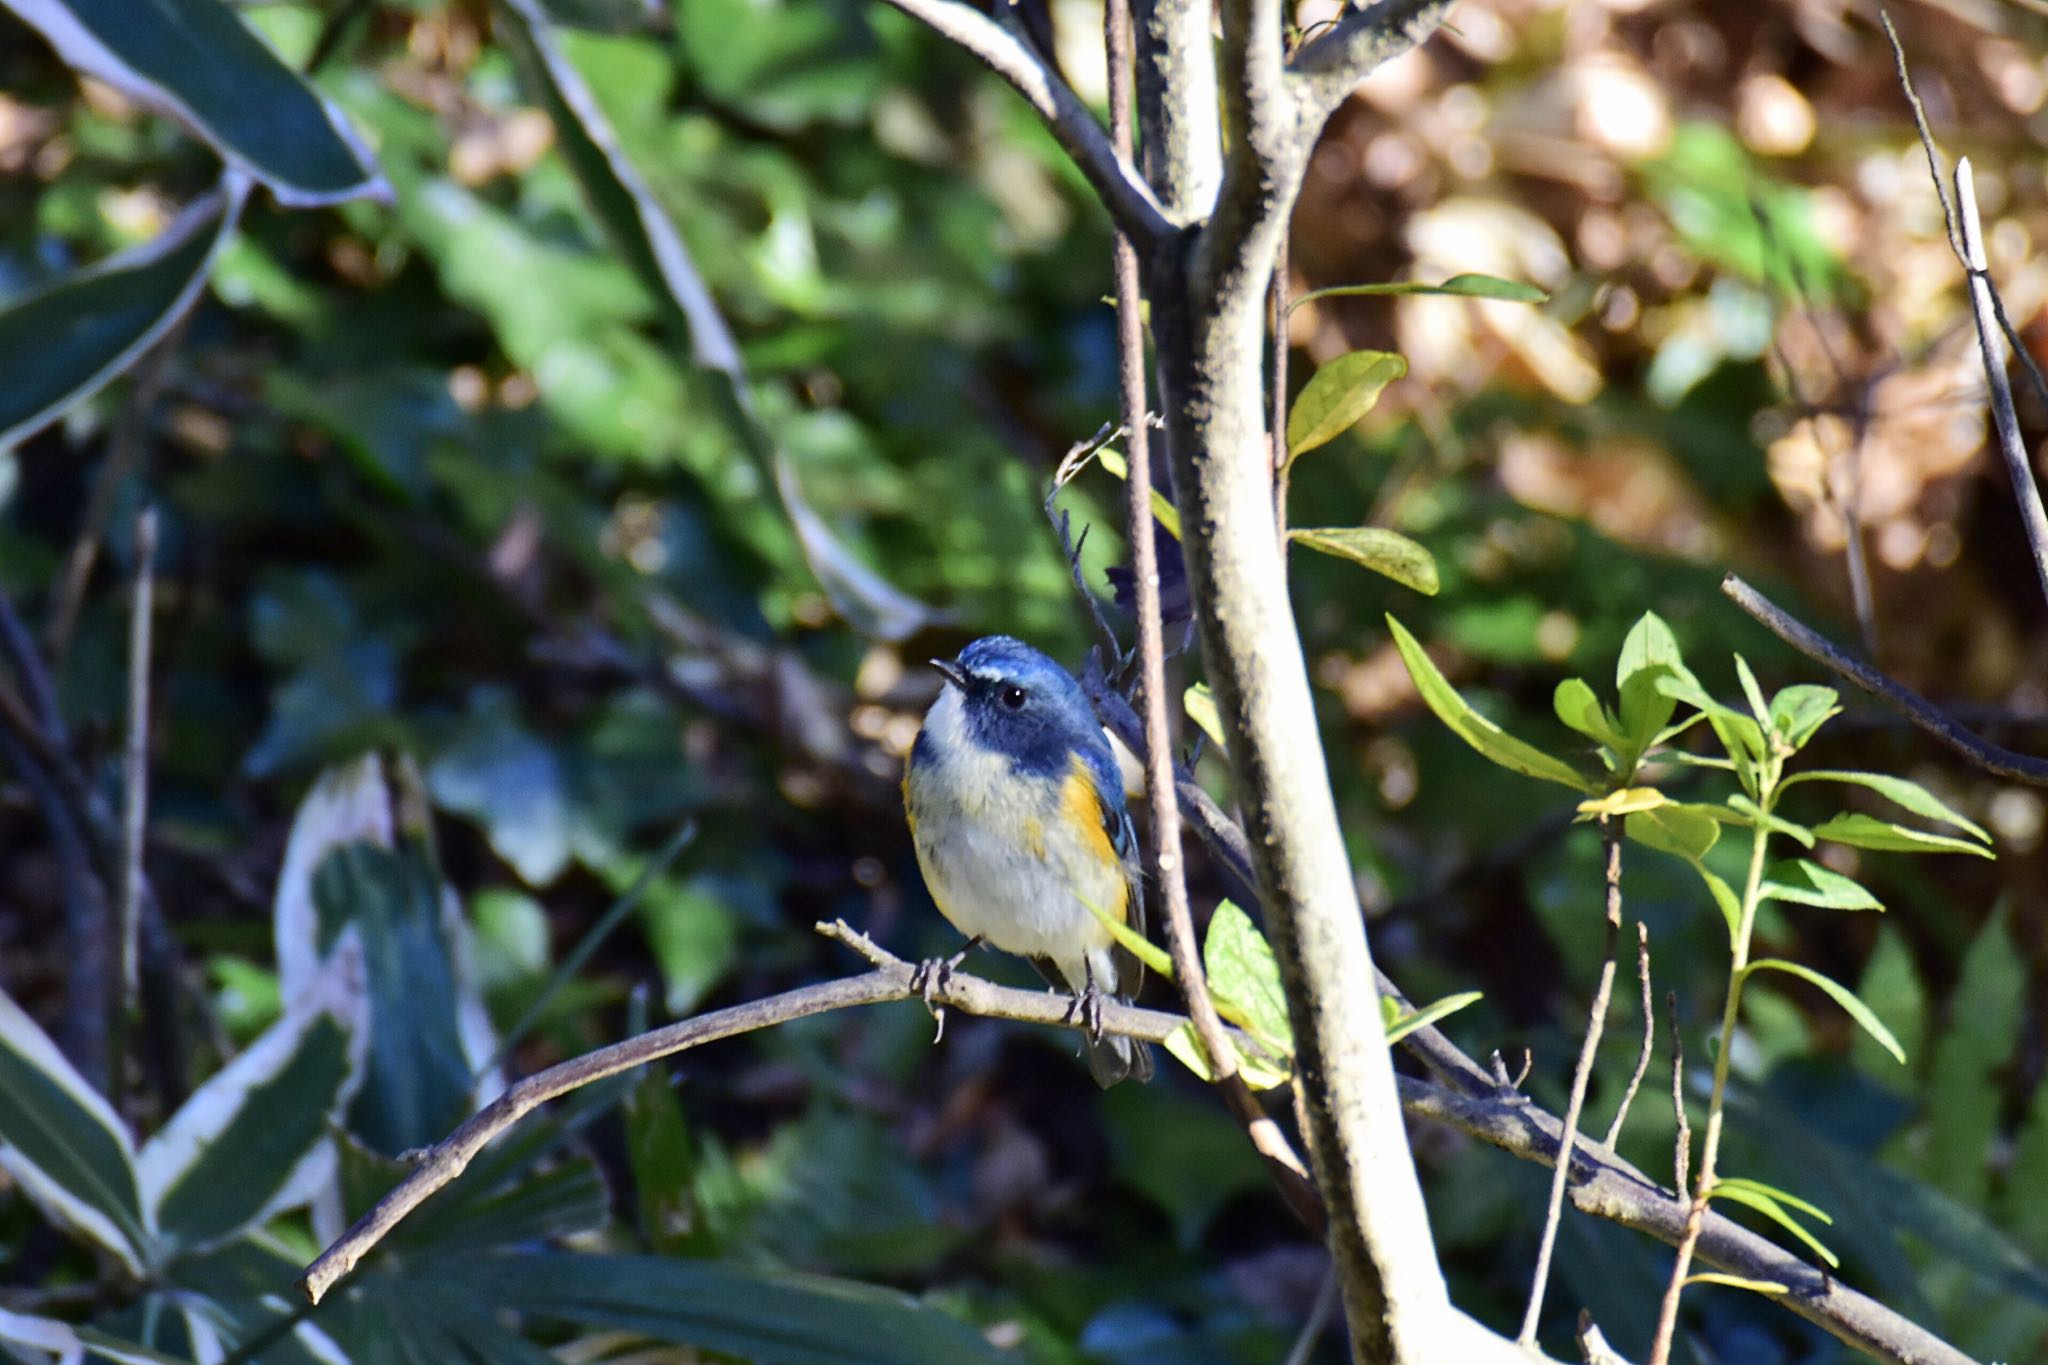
117;509;158;1037
302;920;1248;1304
1111;0;1232;1092
1880;11;1960;261
1271;236;1292;546
46;328;179;671
1282;1268;1340;1365
1519;819;1623;1345
875;0;1176;248
1953;156;2048;612
1668;990;1689;1199
1721;574;2048;784
1603;921;1653;1149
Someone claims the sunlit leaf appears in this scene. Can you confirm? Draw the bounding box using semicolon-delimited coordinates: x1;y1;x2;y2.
1163;1022;1292;1090
1290;527;1438;594
1097;448;1183;540
1760;858;1882;911
1680;1272;1789;1295
0;175;245;449
1711;1176;1839;1267
1615;611;1690;745
1386;616;1590;791
1783;770;1991;843
1578;787;1666;820
1726;795;1814;847
1082;895;1174;979
1623;803;1719;864
1382;990;1482;1045
1554;677;1625;749
1744;959;1906;1064
1183;682;1225;751
1289;274;1547;310
1203;901;1290;1058
1734;655;1771;728
1812;812;1994;859
1285;349;1406;459
1768;685;1840;750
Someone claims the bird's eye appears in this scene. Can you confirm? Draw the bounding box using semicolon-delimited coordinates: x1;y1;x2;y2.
998;683;1027;710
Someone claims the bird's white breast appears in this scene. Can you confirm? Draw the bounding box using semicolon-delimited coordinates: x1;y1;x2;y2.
904;689;1125;968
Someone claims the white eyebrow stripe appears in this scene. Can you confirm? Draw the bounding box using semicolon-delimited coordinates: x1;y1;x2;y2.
966;668;1006;683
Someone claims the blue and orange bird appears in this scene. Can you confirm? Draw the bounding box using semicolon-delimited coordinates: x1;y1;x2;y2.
903;636;1153;1086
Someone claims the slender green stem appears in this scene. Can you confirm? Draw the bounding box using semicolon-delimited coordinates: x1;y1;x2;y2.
1648;804;1773;1363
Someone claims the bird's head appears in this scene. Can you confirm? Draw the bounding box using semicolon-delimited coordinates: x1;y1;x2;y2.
929;635;1099;775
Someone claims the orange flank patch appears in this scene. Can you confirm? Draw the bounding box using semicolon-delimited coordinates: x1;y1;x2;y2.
1063;757;1127;923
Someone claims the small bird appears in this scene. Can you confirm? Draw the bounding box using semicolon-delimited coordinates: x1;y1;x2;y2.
903;635;1153;1086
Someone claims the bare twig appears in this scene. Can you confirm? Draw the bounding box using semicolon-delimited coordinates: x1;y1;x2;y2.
1519;820;1623;1345
1953;157;2048;611
875;0;1175;248
1721;574;2048;784
1668;990;1689;1197
1603;921;1653;1149
117;509;158;1018
1282;1268;1340;1365
1288;0;1452;113
1576;1313;1634;1365
47;330;179;670
1880;12;1960;259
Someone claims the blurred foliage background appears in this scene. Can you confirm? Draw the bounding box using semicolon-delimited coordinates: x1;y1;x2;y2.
1;0;2047;1360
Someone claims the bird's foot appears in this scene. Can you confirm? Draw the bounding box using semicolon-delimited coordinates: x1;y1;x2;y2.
1064;974;1108;1044
909;937;982;1028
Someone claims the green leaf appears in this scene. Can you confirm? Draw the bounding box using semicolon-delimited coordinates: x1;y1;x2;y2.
1680;1272;1790;1295
1081;894;1174;979
626;1065;699;1255
1290;527;1438;594
1162;1022;1292;1090
1782;770;1991;843
1382;990;1482;1045
1727;795;1814;847
1183;682;1225;751
139;949;365;1251
310;840;487;1155
1624;803;1720;864
1924;907;2022;1204
1768;685;1840;749
0;986;148;1271
1853;923;1926;1079
1699;868;1742;946
1203;901;1291;1058
7;0;382;204
1289;274;1548;309
1660;673;1767;778
447;1253;1017;1363
1812;812;1994;858
1743;959;1907;1064
1710;1177;1839;1267
1615;611;1690;744
1285;349;1407;459
1759;858;1882;911
1096;448;1183;540
1734;654;1772;728
1554;677;1625;749
0;176;245;449
1386;616;1591;791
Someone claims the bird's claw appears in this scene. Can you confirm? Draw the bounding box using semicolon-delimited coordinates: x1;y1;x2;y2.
1064;980;1108;1044
909;937;982;1023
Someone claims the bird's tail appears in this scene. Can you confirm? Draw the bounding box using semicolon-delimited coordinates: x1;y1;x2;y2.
1085;1031;1154;1088
1055;950;1153;1088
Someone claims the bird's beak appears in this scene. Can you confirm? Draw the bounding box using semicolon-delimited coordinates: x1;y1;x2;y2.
930;657;969;691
